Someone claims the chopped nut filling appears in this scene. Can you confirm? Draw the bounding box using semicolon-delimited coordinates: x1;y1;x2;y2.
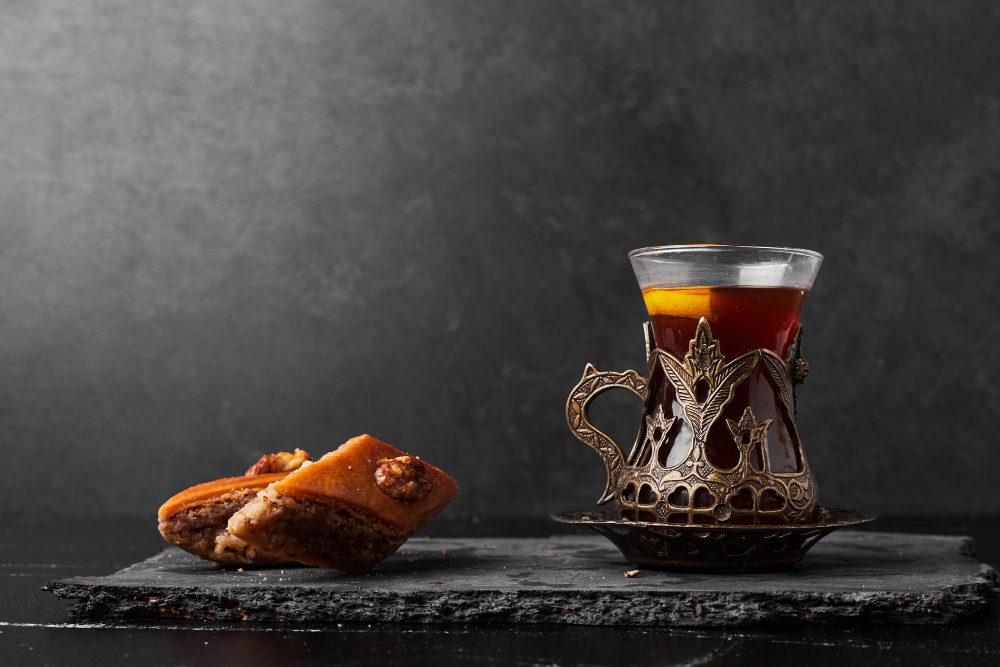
374;455;433;502
245;449;312;476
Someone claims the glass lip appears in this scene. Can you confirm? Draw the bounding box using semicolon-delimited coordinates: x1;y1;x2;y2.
628;244;823;261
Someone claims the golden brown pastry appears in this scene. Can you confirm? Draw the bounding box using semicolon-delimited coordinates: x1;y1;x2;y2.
227;435;459;572
157;450;311;566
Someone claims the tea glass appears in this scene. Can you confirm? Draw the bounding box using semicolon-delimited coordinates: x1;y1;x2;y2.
566;245;823;526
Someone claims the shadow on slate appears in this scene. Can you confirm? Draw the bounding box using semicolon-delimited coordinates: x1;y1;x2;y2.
46;532;999;626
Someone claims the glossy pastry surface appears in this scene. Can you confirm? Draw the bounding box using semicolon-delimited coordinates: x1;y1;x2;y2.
228;435;459;572
157;450;312;566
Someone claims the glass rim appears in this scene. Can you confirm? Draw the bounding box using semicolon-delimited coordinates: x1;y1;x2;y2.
627;244;823;261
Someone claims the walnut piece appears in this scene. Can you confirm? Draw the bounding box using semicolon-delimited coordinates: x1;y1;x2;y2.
374;456;433;502
245;449;312;476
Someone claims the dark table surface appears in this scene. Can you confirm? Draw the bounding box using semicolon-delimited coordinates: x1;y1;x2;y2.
2;515;999;666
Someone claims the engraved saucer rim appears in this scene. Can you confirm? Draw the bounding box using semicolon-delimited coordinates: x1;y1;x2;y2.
551;506;876;532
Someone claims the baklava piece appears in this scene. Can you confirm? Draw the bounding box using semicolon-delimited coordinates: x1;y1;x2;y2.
157;449;311;566
227;435;459;573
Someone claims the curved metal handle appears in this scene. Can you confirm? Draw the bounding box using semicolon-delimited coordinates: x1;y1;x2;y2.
565;363;648;504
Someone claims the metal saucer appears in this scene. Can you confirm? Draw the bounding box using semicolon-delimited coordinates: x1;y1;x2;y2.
552;507;876;569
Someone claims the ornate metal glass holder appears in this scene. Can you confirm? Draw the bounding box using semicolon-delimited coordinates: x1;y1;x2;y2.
559;319;873;569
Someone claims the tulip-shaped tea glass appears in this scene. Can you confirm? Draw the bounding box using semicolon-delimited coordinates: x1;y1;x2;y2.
559;245;873;567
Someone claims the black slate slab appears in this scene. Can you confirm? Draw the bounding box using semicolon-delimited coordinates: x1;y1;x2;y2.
47;532;998;626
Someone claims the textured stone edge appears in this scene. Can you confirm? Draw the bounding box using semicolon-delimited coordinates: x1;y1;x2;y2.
46;563;1000;627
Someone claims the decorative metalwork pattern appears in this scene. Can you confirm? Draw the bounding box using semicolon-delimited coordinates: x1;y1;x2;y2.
565;318;819;526
658;320;758;443
553;508;876;569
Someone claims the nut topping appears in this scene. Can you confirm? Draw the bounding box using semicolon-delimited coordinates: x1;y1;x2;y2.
374;456;433;502
245;449;312;476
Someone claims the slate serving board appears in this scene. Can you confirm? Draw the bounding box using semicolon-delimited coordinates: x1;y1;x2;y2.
47;532;998;626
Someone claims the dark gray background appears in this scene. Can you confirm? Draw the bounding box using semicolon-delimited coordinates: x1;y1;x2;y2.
0;1;997;524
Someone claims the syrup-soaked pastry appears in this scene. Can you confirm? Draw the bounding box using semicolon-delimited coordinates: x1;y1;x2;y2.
157;449;311;566
227;435;459;573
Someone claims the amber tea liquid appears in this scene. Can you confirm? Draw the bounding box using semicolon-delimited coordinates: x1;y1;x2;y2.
640;285;808;521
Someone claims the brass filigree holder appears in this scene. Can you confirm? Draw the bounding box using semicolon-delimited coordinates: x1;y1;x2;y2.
560;319;874;569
